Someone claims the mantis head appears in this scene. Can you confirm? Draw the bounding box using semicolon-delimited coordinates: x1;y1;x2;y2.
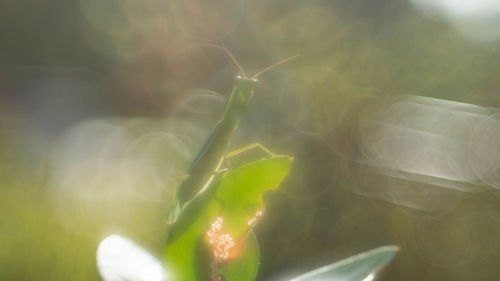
221;45;298;85
217;46;299;122
224;46;298;105
234;75;259;103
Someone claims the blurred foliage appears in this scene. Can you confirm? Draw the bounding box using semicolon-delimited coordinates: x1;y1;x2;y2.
2;0;500;280
290;246;398;281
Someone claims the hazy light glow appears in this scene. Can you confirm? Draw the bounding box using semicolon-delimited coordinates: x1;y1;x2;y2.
48;118;189;236
97;235;166;281
47;88;226;237
358;96;489;191
356;95;500;211
413;0;500;17
409;0;500;42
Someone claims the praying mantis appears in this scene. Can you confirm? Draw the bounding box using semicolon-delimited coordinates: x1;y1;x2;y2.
165;48;297;281
170;48;299;213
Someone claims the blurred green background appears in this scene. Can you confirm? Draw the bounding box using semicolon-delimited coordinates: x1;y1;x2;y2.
2;0;500;280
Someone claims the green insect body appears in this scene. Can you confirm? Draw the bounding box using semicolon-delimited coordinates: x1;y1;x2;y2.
165;50;298;280
169;51;298;219
176;76;258;206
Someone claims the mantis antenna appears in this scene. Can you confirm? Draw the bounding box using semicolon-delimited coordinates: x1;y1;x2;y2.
251;54;299;80
201;43;298;79
220;45;248;78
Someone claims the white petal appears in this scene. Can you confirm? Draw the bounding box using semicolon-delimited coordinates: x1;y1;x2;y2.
97;235;167;281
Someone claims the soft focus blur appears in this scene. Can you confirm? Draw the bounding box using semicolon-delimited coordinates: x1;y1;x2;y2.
2;0;500;280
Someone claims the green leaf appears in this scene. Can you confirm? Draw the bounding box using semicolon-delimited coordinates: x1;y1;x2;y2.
223;231;260;281
289;246;399;281
164;156;293;281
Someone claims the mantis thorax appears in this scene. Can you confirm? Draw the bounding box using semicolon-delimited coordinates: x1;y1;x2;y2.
220;76;258;131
